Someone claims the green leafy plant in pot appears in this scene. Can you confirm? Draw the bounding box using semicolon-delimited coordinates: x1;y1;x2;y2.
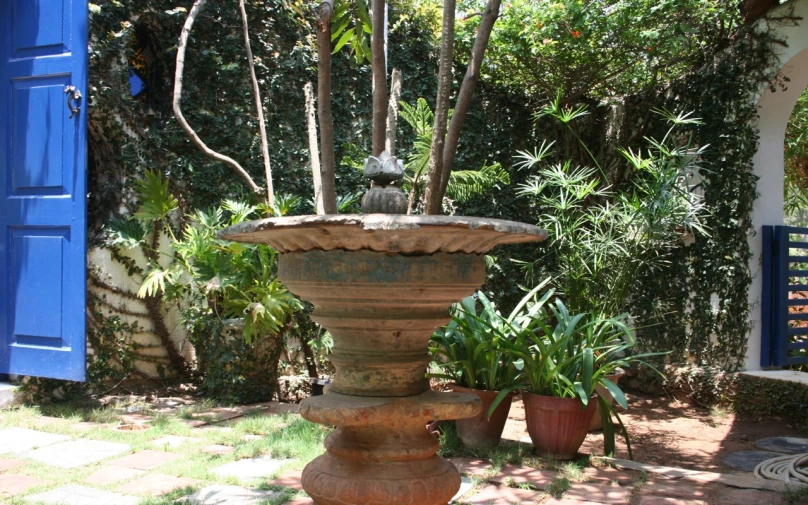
428;281;553;449
490;297;664;460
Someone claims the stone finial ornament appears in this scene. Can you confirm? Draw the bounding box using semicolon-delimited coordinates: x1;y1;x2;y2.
364;150;404;184
362;150;408;214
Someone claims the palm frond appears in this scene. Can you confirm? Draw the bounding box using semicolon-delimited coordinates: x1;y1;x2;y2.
446;162;510;202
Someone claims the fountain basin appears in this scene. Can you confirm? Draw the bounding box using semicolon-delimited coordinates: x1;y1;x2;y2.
220;215;545;505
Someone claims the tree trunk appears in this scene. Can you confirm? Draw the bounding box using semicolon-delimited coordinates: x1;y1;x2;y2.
317;0;338;214
438;0;501;199
173;0;263;197
305;82;325;215
423;0;456;215
238;0;274;207
385;68;402;155
371;0;388;156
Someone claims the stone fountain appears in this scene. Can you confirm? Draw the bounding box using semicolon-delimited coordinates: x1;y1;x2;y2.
220;153;545;505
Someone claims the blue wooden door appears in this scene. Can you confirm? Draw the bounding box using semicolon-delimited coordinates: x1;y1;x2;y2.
0;0;88;380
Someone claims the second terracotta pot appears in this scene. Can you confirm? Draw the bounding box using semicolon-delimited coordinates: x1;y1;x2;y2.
522;391;597;460
589;370;625;432
450;384;514;449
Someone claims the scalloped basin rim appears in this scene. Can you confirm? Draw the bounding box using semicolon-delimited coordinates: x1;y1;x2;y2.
218;214;547;255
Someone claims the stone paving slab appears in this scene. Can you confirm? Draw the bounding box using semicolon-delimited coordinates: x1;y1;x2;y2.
0;382;16;409
451;476;474;503
721;450;783;472
182;484;284;504
0;458;26;472
715;487;789;505
755;436;808;455
83;465;146;486
24;484;141;505
0;427;70;455
606;457;787;492
110;449;180;470
25;439;130;468
640;481;709;499
202;444;235;456
213;456;294;480
0;473;47;496
117;473;201;496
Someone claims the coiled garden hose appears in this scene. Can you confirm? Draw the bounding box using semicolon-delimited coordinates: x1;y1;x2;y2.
754;453;808;485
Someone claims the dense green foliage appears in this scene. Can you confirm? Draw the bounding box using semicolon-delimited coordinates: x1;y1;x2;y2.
428;281;553;391
514;106;708;318
732;373;808;427
79;0;797;399
786;89;808;218
456;0;745;102
106;170;304;401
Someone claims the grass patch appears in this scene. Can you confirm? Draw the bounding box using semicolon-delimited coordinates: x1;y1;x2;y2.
783;484;808;505
0;400;327;504
436;423;543;471
545;476;571;498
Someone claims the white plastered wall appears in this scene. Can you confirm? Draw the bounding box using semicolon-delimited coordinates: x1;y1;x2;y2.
747;0;808;370
88;235;193;378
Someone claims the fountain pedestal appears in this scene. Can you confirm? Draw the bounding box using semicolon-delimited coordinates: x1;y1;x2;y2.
221;215;545;505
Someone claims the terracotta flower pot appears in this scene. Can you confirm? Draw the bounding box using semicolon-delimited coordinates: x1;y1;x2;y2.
522;391;597;460
450;384;514;449
589;370;624;432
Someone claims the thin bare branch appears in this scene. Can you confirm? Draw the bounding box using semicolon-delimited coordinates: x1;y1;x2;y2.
317;0;338;214
371;0;388;156
385;68;402;155
439;0;501;201
423;0;456;215
239;0;274;207
304;82;325;215
172;0;263;196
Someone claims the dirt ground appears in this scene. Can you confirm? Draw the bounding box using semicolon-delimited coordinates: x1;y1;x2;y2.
501;389;808;472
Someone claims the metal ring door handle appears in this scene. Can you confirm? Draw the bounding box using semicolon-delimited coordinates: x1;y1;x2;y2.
64;85;82;118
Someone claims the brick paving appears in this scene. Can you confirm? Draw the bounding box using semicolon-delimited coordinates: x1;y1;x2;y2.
488;464;556;488
0;406;796;505
83;466;146;486
462;484;544;504
268;469;304;490
116;473;201;496
0;457;26;472
25;484;141;505
110;449;181;470
0;473;47;496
